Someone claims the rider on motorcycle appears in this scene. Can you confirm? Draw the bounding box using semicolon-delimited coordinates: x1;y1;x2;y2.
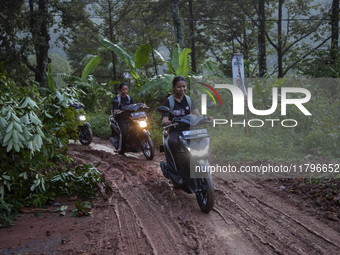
161;76;200;183
112;82;135;155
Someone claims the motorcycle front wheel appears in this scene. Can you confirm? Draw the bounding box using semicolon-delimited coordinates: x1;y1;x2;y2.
195;176;215;213
79;125;93;145
140;136;155;160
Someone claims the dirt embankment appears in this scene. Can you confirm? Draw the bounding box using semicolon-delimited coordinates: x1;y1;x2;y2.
1;137;340;254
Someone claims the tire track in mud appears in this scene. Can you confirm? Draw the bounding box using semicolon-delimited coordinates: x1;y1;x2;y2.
211;176;340;255
68;140;340;255
69;143;232;254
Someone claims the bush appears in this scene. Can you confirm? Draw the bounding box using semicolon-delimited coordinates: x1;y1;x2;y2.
0;71;105;228
88;112;111;139
148;108;163;148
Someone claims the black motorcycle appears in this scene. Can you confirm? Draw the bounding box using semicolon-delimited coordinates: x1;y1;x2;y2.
157;106;215;213
109;102;155;160
70;102;93;146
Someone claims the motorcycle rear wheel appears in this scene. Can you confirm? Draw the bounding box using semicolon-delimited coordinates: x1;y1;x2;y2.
195;176;215;213
140;136;155;160
79;126;93;145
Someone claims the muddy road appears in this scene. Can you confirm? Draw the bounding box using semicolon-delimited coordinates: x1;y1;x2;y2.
1;137;340;254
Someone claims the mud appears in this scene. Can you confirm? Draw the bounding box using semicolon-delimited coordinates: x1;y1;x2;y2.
1;137;339;254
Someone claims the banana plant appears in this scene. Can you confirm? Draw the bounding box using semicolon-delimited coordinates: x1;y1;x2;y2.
101;38;153;80
142;44;192;98
101;39;193;99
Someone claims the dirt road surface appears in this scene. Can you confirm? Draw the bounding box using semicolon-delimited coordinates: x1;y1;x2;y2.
1;137;340;254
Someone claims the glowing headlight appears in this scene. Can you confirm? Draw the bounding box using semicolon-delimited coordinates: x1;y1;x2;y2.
79;115;86;121
138;120;147;128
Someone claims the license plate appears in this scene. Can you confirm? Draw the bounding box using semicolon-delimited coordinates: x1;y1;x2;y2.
182;129;209;139
131;111;147;119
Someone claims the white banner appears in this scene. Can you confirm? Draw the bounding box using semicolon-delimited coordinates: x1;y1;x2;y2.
232;53;247;97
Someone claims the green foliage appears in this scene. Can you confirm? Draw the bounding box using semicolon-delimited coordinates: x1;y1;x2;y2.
0;71;104;228
82;56;101;81
147;109;163;148
176;47;192;77
70;201;92;217
0;73;45;156
135;44;153;69
88;112;111;139
209;125;305;162
140;45;193;100
299;49;340;78
101;39;140;79
52;55;112;113
51;163;105;199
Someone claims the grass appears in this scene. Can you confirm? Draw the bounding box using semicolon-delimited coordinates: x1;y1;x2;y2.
208;125;307;162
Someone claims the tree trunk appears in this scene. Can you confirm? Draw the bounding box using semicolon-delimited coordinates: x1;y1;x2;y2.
188;0;196;72
29;0;50;87
171;0;184;49
277;0;283;78
149;38;158;76
108;0;117;84
330;0;339;64
258;0;267;77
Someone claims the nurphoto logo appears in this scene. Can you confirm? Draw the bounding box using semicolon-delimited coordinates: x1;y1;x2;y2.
200;85;312;128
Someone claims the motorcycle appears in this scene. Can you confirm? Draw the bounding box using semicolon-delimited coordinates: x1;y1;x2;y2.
109;102;155;160
156;106;215;213
70;102;93;146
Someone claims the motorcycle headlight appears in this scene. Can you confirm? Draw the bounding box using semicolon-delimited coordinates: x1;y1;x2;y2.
138;120;147;128
79;115;86;121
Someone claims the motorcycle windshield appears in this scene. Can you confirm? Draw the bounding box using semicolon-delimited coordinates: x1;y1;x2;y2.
175;114;210;126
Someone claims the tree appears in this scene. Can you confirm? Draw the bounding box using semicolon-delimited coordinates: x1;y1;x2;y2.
330;0;339;65
0;0;30;81
195;0;258;77
237;0;331;77
267;0;331;77
258;0;267;77
0;0;90;86
188;0;197;72
172;0;184;49
27;0;50;87
92;0;134;81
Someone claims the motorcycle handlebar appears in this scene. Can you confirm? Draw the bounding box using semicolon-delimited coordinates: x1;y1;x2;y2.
162;123;178;129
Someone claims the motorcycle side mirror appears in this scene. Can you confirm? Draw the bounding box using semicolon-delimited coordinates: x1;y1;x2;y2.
157;106;170;113
141;91;146;97
207;101;216;109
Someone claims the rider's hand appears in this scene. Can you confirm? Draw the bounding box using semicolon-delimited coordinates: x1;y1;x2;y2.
114;109;122;114
161;117;171;126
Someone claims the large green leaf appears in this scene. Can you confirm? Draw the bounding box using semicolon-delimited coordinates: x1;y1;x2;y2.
171;45;181;72
82;56;101;81
154;49;175;74
142;74;174;97
101;39;138;78
135;44;152;69
176;48;192;77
